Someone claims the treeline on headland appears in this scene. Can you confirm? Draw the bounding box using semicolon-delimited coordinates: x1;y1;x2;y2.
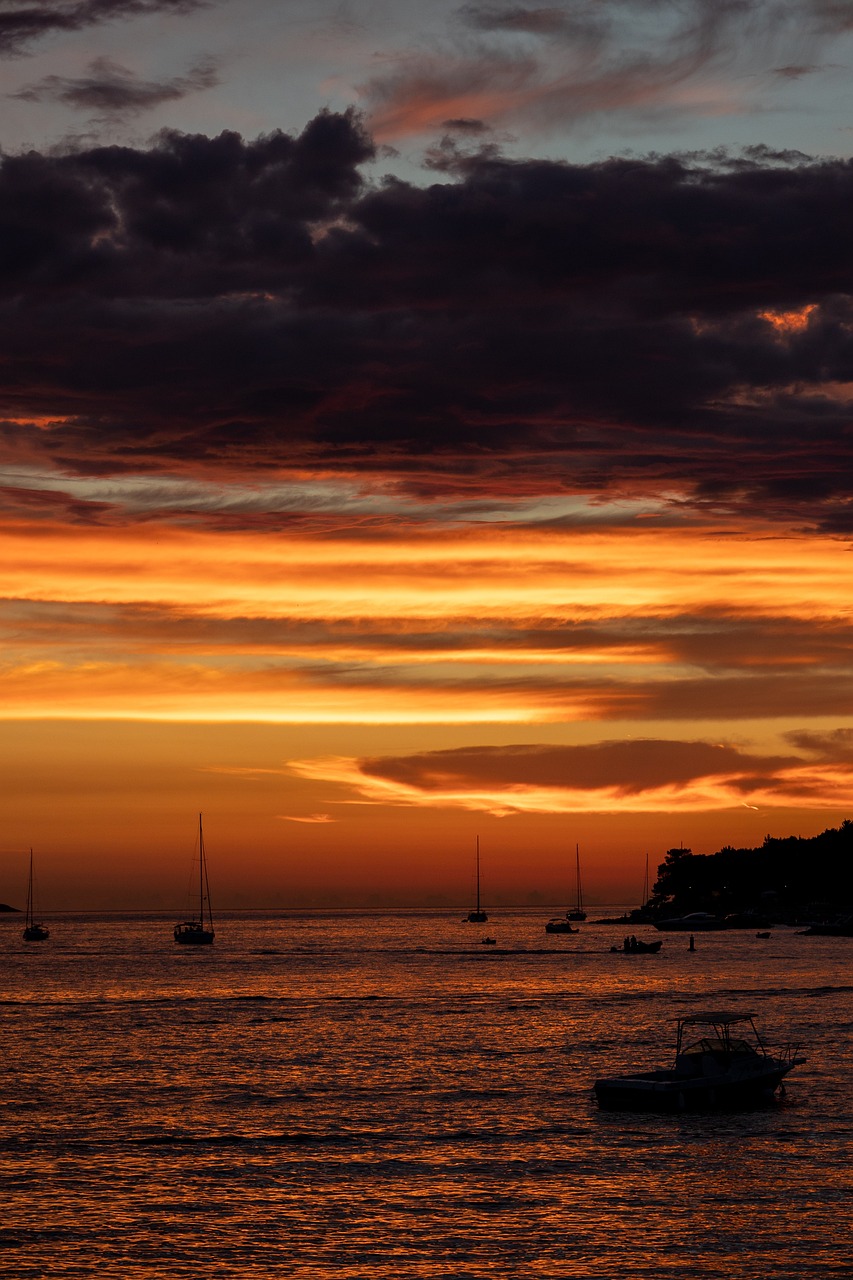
645;821;853;921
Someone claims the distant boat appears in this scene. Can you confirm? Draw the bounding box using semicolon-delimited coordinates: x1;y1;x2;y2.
465;836;488;922
610;936;662;954
634;852;655;920
545;917;579;934
653;912;728;932
566;843;587;921
174;813;215;945
22;849;49;942
545;842;585;931
797;918;853;936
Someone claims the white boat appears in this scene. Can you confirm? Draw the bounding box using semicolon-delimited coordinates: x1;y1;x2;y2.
174;814;215;945
22;849;49;942
653;911;728;931
465;836;488;922
594;1011;805;1111
545;917;578;934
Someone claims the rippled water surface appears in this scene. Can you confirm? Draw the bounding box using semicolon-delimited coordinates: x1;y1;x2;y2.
1;910;850;1278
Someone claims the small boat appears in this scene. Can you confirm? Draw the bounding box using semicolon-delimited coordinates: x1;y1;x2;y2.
723;913;771;929
593;1011;805;1111
756;931;771;939
464;836;488;922
22;849;49;942
480;936;497;946
610;935;662;953
797;918;853;936
566;843;586;921
545;842;585;930
653;911;728;932
174;813;215;945
545;917;579;934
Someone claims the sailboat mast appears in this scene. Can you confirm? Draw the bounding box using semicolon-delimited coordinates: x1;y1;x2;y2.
642;853;650;908
198;813;204;920
26;848;33;929
575;843;583;913
476;836;480;914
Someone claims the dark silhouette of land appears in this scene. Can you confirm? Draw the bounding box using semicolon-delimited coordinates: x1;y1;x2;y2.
641;821;853;924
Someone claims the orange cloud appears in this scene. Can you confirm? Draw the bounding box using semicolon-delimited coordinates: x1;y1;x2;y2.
2;518;853;727
288;746;853;816
759;303;818;334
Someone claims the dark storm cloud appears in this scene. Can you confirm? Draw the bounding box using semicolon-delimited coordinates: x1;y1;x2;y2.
0;0;204;56
1;109;853;527
358;739;801;794
12;55;219;119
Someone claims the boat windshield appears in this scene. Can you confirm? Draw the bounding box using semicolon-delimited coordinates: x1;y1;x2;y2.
681;1036;755;1055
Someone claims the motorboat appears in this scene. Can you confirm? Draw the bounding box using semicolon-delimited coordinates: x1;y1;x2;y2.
593;1011;805;1111
545;917;579;934
653;912;728;931
480;936;497;945
610;935;662;953
797;918;853;936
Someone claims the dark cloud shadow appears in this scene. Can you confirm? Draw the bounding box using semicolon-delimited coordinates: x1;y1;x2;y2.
11;55;219;119
358;738;802;793
0;0;205;58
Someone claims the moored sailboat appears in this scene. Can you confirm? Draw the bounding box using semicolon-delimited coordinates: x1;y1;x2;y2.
174;813;215;945
22;849;49;942
546;843;586;931
566;844;586;921
465;836;488;922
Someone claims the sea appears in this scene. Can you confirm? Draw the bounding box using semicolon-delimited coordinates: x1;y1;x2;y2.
0;909;850;1279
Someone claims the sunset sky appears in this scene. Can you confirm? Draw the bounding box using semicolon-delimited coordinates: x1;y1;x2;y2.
2;0;853;910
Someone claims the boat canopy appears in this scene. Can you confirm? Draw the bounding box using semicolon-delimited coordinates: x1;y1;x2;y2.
677;1011;757;1026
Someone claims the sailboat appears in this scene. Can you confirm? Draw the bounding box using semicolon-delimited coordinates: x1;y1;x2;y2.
22;849;50;942
465;836;488;922
566;844;587;921
545;843;585;932
174;813;215;945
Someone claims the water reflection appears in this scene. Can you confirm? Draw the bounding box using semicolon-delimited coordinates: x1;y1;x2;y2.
0;910;845;1277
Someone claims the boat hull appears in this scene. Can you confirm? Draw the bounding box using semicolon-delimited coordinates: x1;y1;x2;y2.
22;925;49;942
594;1062;794;1112
174;925;214;945
610;939;662;953
654;918;728;931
